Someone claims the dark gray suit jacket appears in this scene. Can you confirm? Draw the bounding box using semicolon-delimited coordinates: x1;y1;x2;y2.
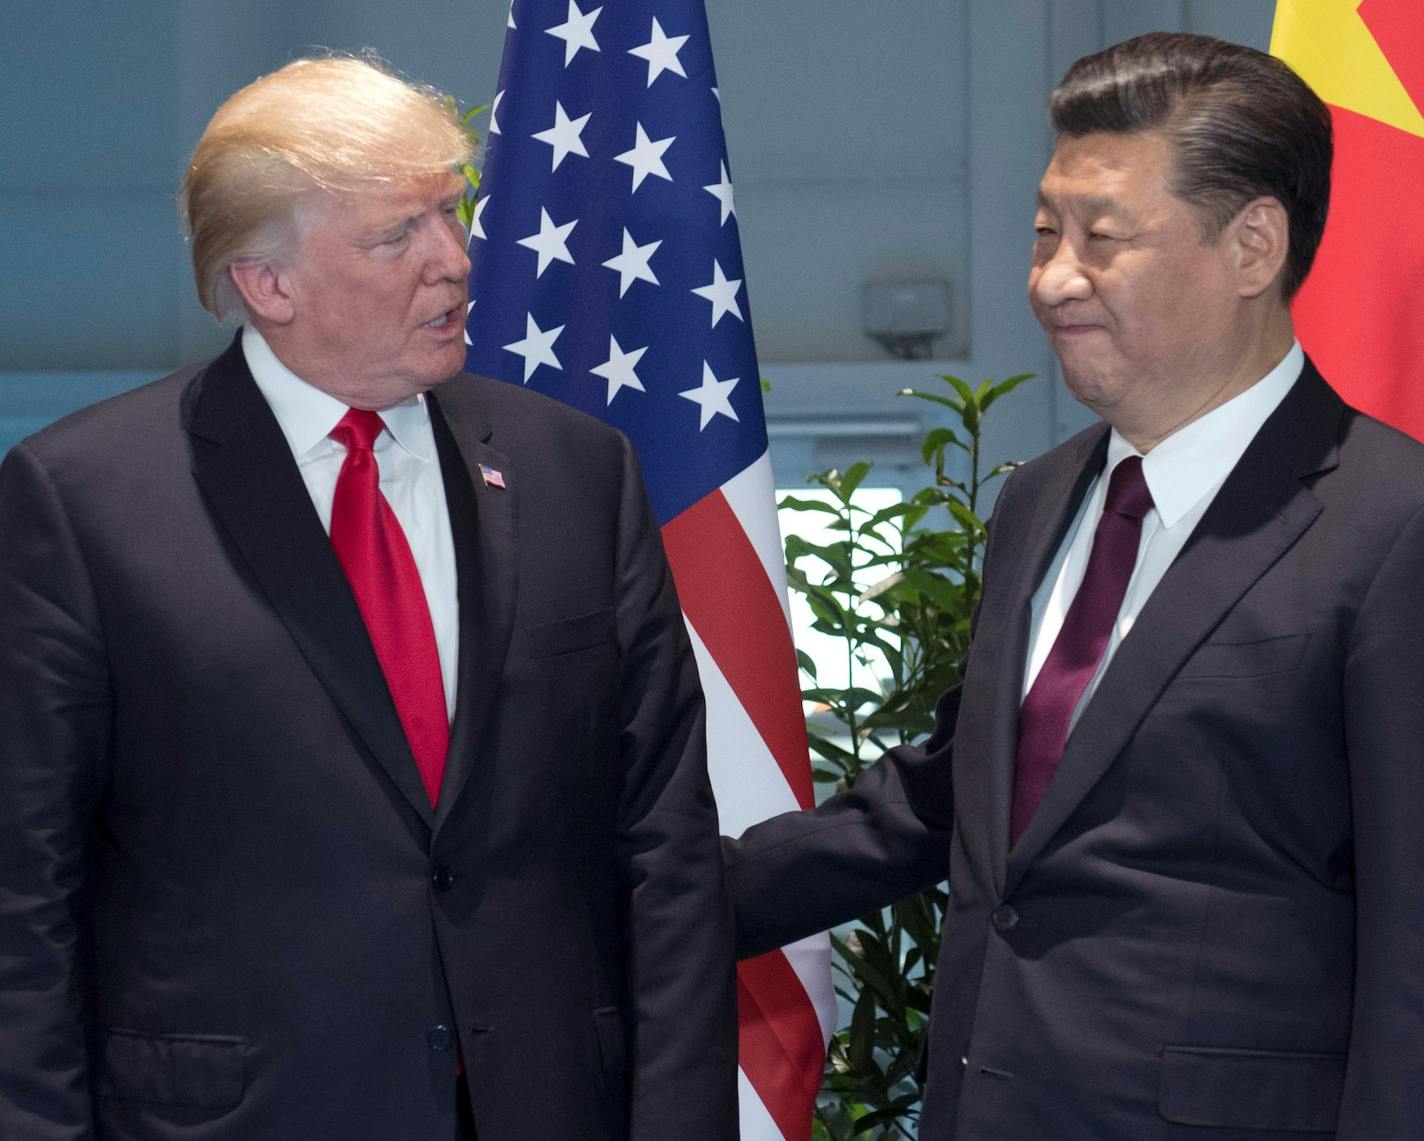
727;362;1424;1139
0;336;737;1140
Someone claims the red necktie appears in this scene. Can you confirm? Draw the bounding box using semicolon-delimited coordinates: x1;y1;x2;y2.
329;409;449;807
1009;455;1153;845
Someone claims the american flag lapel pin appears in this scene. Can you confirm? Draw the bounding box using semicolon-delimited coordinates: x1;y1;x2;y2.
479;463;507;490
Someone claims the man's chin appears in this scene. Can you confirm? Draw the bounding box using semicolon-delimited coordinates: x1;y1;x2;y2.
423;345;468;387
1059;367;1115;415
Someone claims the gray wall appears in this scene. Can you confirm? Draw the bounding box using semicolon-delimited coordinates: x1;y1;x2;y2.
0;0;1274;474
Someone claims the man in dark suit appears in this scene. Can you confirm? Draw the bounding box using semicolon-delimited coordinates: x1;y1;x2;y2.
0;56;736;1140
726;33;1424;1140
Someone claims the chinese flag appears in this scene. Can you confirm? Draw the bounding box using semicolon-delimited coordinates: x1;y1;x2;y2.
1271;0;1424;442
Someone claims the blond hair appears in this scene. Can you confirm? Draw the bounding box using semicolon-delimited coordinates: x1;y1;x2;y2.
179;54;474;321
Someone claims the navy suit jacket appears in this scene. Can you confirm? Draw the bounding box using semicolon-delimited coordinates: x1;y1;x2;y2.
0;336;737;1140
727;361;1424;1139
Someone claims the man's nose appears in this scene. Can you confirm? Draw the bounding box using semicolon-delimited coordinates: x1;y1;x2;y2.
426;216;472;284
1032;242;1092;307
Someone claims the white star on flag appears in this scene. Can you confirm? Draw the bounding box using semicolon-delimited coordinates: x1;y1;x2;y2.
679;361;740;429
703;160;735;226
503;313;564;382
507;0;515;29
470;194;490;241
628;17;689;87
690;259;743;327
590;335;648;405
490;90;504;135
546;1;602;66
532;101;591;171
613;123;675;191
601;228;661;297
517;208;578;277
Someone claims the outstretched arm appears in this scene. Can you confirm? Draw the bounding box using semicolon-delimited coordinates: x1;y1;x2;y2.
724;685;959;960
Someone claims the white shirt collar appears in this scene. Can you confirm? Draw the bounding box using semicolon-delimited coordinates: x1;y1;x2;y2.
241;325;434;463
1105;340;1304;528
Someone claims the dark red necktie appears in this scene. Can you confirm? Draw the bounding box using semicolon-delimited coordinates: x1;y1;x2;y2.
329;409;449;807
1010;455;1153;845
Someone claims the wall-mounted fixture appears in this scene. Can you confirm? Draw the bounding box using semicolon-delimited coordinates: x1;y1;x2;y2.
862;278;951;360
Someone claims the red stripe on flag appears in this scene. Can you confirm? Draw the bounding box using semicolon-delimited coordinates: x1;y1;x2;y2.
662;489;814;809
663;487;827;1136
738;952;825;1141
1291;105;1424;441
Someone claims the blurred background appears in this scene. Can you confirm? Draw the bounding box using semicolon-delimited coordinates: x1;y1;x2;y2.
0;0;1273;481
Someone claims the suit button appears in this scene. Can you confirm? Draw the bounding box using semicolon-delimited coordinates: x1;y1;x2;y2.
427;1025;455;1052
431;866;456;892
991;905;1019;932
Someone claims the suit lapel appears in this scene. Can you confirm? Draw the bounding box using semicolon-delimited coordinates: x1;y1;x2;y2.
975;427;1107;892
1005;365;1343;887
185;337;435;827
426;388;519;830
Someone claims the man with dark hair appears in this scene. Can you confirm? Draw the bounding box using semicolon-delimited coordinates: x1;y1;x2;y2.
726;32;1424;1140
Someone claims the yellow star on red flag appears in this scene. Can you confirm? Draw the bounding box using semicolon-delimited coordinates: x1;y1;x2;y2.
1271;0;1424;136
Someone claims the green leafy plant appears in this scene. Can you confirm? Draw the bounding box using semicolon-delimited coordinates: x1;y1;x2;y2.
443;96;488;228
782;372;1033;1139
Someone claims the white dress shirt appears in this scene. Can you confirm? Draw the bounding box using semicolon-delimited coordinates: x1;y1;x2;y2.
1023;341;1305;727
243;325;460;717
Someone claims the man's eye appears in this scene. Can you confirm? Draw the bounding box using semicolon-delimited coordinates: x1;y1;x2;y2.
1088;232;1118;241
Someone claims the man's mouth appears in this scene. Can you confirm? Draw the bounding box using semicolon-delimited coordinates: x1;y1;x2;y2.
423;305;465;331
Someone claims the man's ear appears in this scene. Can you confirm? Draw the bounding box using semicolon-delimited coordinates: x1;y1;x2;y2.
1230;196;1290;300
229;260;297;325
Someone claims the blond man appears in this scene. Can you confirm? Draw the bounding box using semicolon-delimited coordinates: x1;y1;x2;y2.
0;57;736;1140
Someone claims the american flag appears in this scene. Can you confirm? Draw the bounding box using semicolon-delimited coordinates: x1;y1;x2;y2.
464;1;834;1136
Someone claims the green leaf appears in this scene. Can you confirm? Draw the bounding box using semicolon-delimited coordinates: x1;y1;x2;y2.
787;533;850;564
864;501;917;528
780;495;845;516
836;461;873;501
978;371;1035;413
836;934;901;1008
838;686;887;710
899;501;931;532
919;426;966;464
938;373;976;405
807;736;857;765
945;499;984;535
847;988;878;1073
897;388;963;414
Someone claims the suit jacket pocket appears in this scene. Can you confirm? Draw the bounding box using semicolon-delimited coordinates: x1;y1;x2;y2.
1176;633;1308;680
95;1027;246;1109
1158;1044;1343;1131
525;608;616;658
